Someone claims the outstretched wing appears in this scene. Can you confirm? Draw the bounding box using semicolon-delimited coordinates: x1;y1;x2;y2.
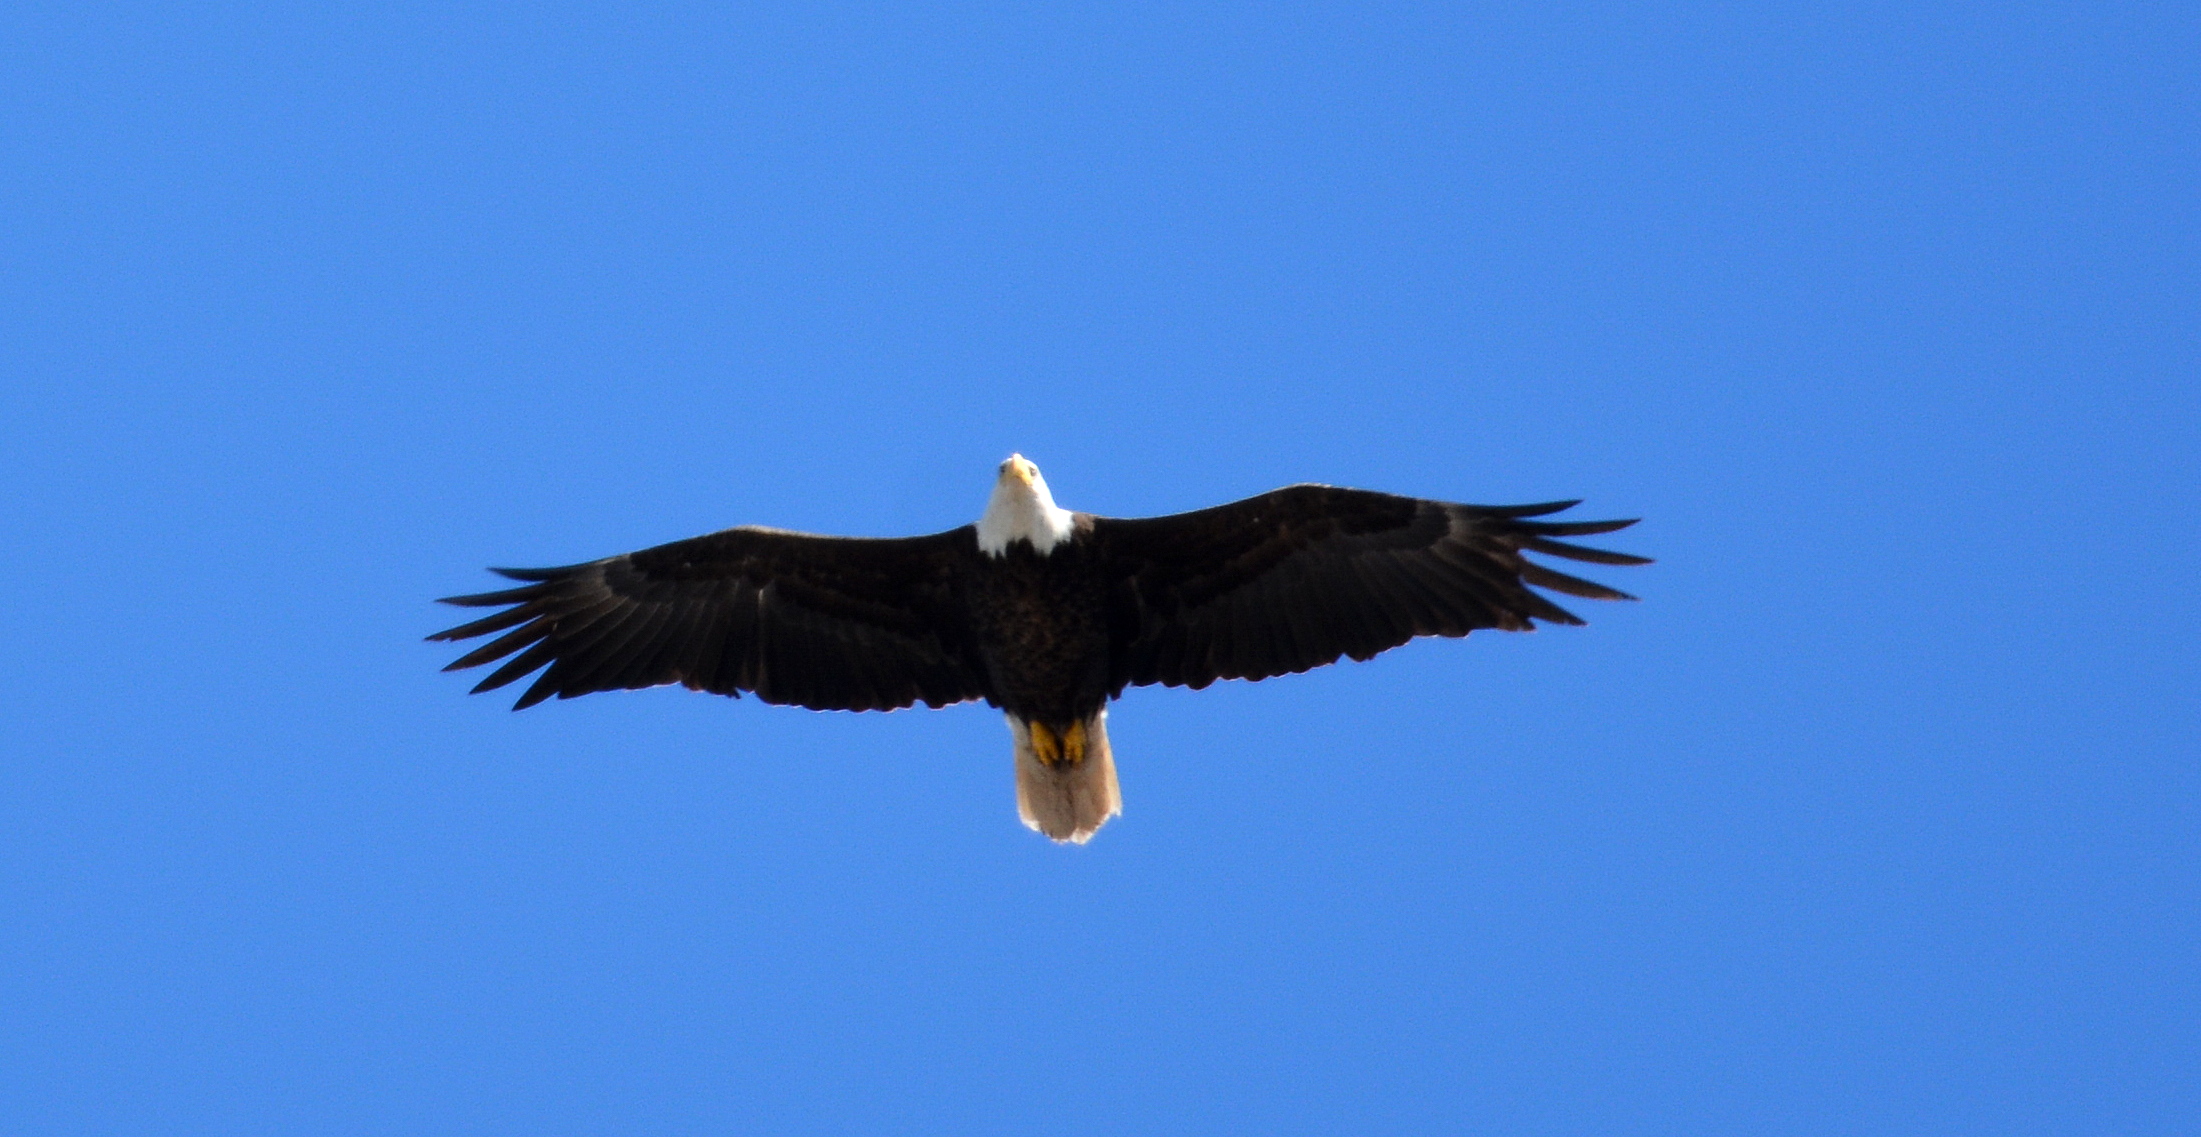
429;526;990;712
1092;485;1648;692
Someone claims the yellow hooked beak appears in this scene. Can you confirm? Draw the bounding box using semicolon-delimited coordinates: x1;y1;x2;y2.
999;454;1038;485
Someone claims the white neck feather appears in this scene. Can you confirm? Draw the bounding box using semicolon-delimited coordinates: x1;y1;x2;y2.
977;470;1076;557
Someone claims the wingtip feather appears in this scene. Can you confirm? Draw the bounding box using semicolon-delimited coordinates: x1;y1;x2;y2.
1519;517;1640;538
511;680;558;710
1477;499;1582;518
1522;536;1655;566
1520;561;1638;602
436;585;544;608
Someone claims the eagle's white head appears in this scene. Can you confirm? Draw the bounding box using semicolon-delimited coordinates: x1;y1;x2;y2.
977;453;1076;557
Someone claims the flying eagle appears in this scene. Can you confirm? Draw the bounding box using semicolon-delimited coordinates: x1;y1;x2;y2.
431;456;1647;842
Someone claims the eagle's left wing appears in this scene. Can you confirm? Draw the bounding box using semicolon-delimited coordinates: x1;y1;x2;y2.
1090;485;1647;693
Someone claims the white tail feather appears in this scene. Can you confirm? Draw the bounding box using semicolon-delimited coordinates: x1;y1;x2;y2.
1009;711;1121;844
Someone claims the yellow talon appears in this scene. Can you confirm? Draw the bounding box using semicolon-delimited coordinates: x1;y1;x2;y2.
1030;721;1061;767
1025;720;1090;768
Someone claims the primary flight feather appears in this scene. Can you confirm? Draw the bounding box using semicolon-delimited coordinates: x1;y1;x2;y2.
431;456;1648;842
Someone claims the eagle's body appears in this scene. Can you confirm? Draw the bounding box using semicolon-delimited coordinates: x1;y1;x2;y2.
967;523;1112;725
432;456;1647;842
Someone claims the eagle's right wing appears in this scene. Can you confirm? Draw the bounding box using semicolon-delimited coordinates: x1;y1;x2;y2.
429;526;991;713
1090;485;1648;693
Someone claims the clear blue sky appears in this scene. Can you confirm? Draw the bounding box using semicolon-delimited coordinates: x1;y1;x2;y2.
3;3;2194;1133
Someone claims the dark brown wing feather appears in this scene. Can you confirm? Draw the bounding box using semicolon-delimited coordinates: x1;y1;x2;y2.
429;526;990;712
1092;485;1648;692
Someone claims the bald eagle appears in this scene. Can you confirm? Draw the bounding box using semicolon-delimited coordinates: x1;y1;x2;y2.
431;456;1647;842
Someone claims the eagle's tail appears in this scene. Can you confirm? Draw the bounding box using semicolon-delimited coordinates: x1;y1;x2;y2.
1009;710;1121;844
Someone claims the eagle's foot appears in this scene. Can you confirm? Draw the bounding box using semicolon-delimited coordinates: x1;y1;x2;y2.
1026;719;1090;768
